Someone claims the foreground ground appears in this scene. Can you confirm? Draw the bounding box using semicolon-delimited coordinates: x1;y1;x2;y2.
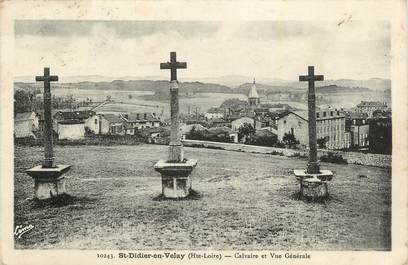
14;144;391;250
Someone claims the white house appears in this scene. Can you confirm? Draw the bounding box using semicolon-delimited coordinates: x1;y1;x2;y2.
231;117;255;132
276;112;308;146
57;120;85;140
84;114;102;134
204;107;224;120
14;112;39;138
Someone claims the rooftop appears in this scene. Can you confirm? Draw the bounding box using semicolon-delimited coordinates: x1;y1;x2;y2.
101;114;123;124
357;101;387;107
125;113;160;123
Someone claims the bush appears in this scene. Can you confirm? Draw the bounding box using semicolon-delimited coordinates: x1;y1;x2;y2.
320;152;348;164
187;127;232;143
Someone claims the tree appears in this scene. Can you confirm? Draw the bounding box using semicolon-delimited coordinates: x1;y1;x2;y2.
238;123;255;143
282;132;299;147
14;90;32;115
317;137;328;149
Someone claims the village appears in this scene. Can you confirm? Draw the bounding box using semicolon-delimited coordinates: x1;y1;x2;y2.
14;78;391;155
9;17;395;254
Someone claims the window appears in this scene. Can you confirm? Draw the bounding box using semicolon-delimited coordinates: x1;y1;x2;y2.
330;111;333;116
283;120;287;124
316;113;320;118
95;118;98;124
323;112;327;117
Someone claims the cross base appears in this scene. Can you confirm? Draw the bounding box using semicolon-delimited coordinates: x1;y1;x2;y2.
26;165;71;200
293;169;333;200
154;159;197;199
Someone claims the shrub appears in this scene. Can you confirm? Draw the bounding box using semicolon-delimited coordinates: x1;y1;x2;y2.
320;152;348;164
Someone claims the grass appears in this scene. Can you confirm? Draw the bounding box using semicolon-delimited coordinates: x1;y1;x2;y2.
14;144;391;250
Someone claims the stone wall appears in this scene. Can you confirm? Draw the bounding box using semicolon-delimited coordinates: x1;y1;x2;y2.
182;139;391;168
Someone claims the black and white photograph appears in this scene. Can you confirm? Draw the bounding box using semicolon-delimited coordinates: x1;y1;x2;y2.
1;1;407;265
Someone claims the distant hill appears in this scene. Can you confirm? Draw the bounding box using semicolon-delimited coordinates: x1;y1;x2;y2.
15;74;391;91
315;85;371;94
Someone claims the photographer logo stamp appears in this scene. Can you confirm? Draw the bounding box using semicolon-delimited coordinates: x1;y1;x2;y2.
14;224;34;239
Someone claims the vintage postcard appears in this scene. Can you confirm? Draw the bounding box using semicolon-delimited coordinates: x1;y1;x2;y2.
0;0;407;265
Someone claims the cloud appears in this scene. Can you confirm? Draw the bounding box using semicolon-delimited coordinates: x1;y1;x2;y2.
14;20;390;80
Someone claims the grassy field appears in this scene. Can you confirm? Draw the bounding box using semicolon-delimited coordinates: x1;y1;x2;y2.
14;144;391;250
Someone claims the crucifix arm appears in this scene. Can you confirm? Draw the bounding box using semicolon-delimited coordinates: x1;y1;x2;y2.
176;62;187;69
160;63;171;69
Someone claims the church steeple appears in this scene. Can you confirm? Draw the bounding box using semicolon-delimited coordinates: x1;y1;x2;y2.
248;77;260;107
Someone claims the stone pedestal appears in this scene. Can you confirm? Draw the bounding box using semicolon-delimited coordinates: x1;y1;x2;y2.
154;159;197;199
26;165;71;200
293;169;333;199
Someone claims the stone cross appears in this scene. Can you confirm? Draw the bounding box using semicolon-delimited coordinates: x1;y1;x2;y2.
160;52;187;162
160;51;187;81
299;66;324;174
36;67;58;168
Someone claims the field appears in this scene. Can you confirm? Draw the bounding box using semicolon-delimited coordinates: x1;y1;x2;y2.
14;144;391;250
53;88;247;117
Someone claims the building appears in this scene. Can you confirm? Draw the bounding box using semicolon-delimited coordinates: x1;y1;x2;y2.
14;112;39;138
53;110;96;139
84;114;102;134
368;117;392;154
209;118;231;128
204;107;224;120
248;78;260;107
99;114;125;135
231;117;255;132
344;131;351;149
356;101;388;117
276;111;308;146
54;110;96;123
37;110;59;132
121;113;161;130
57;120;85;140
124;124;136;135
316;109;346;149
276;109;346;150
345;112;370;149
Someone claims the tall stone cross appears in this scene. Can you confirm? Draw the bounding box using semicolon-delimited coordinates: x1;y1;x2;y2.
36;67;58;168
299;66;324;174
160;52;187;162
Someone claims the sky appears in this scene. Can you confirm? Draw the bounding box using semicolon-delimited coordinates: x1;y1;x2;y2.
14;20;390;80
